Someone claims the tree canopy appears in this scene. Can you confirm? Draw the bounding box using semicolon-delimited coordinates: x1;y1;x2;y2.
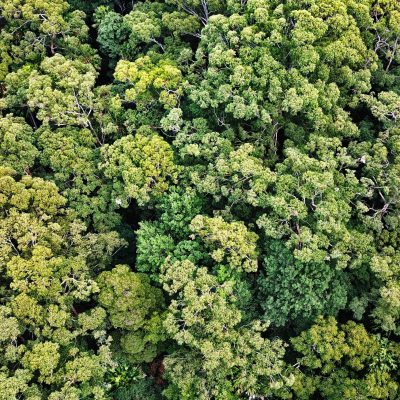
1;0;400;398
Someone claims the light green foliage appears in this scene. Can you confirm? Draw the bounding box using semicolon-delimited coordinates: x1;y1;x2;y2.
0;0;98;73
91;85;126;141
371;0;400;86
173;118;234;163
189;214;259;273
22;342;60;384
161;10;201;37
36;125;120;231
98;265;164;331
290;317;400;399
0;168;124;398
26;54;97;127
100;132;178;206
123;8;162;50
258;138;373;269
0;369;39;400
160;107;184;133
97;265;166;362
1;65;32;111
370;249;400;334
0;115;38;173
349;110;400;332
363;91;400;128
0;306;20;343
189;143;275;208
115;56;185;110
161;259;292;399
0;37;12;83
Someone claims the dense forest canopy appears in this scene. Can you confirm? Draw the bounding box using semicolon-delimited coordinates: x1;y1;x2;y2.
0;0;400;399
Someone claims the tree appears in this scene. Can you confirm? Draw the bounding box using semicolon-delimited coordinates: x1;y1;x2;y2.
1;0;400;397
290;317;400;399
100;130;179;206
370;0;400;88
115;56;185;110
97;265;166;363
0;0;99;74
135;188;205;282
95;2;199;62
188;142;275;211
161;259;292;399
36;125;121;231
257;138;373;269
257;240;349;328
0;166;125;399
113;55;186;128
189;214;259;273
26;54;98;127
349;97;400;332
0;115;38;174
95;7;128;59
185;0;372;158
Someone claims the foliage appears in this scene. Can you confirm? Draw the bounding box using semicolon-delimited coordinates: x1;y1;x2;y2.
36;125;121;231
0;167;125;398
100;131;179;206
0;115;38;173
290;317;400;399
97;265;166;363
0;0;99;76
161;258;293;399
258;240;349;328
104;360;162;400
1;0;400;397
27;54;98;127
